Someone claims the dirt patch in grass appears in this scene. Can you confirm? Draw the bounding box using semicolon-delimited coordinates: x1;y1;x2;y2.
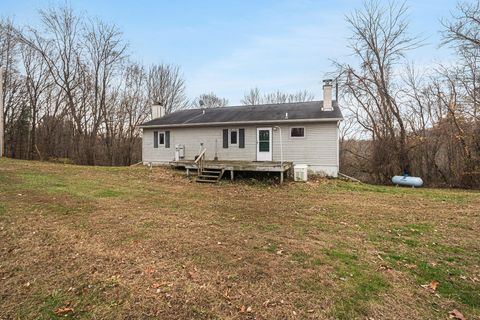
1;158;479;319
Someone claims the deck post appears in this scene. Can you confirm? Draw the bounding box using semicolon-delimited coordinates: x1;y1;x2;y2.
186;168;190;177
280;171;284;184
230;170;234;181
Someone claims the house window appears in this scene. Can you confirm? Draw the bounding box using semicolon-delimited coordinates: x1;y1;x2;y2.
230;129;238;145
158;132;165;145
290;127;305;138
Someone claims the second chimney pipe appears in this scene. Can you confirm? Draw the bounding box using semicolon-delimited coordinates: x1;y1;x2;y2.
151;103;166;119
323;79;333;111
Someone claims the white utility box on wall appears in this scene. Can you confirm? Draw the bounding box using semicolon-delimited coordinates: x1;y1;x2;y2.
174;144;185;161
294;164;308;182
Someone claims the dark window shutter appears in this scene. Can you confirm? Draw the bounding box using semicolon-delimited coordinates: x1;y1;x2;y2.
153;131;158;148
165;131;170;148
239;128;245;148
223;129;229;148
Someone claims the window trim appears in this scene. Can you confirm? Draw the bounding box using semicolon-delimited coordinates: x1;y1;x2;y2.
158;131;166;146
289;126;306;139
230;128;238;145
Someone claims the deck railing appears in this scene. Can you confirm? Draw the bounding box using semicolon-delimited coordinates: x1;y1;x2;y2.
194;148;206;175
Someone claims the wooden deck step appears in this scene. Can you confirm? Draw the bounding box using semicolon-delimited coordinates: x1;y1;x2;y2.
195;168;225;183
199;174;220;178
202;170;222;174
196;178;218;183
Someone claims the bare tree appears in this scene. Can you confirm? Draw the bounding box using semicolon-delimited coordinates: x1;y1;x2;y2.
264;90;314;104
335;0;420;181
20;42;51;159
439;1;480;186
1;7;166;166
442;0;480;50
116;62;150;165
192;92;228;108
20;5;85;161
241;87;315;105
241;87;262;105
83;18;127;164
148;64;188;114
0;18;27;158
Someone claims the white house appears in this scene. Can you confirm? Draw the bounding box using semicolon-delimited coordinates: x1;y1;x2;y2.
139;80;343;178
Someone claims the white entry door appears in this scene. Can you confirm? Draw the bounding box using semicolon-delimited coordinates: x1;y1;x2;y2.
256;127;272;161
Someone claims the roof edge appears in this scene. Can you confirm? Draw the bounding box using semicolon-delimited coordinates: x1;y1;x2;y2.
139;117;343;129
165;100;332;113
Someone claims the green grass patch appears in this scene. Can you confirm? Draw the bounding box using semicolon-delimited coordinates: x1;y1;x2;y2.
369;223;433;248
333;272;389;319
95;189;123;198
120;231;151;243
324;248;358;265
297;276;327;294
264;243;278;253
290;251;310;264
323;247;389;319
381;252;416;264
258;223;280;232
44;202;85;216
382;253;480;309
39;292;75;319
412;261;479;308
18;172;69;193
321;180;475;204
142;221;155;228
16;171;131;202
402;223;433;235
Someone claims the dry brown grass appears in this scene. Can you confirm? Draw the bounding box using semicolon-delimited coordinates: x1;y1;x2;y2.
0;158;479;319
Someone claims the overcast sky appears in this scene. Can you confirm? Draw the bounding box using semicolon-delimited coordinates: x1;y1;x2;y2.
1;0;458;105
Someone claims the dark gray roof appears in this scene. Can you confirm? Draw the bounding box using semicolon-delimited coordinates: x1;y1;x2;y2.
140;101;342;127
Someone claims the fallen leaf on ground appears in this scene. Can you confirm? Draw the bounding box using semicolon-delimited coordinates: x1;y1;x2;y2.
238;305;252;313
448;309;466;320
144;266;155;274
223;289;232;300
421;280;439;291
152;282;170;289
54;306;74;315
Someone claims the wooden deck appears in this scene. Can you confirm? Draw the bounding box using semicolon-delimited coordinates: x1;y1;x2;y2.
170;160;293;183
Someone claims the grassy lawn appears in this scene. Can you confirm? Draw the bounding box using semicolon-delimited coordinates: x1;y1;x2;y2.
0;158;479;319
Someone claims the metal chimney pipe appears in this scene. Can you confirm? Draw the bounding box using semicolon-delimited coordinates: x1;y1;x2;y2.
151;103;166;119
322;79;333;111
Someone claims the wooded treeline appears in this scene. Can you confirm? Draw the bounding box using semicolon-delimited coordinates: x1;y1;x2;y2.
338;0;480;188
0;6;195;165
